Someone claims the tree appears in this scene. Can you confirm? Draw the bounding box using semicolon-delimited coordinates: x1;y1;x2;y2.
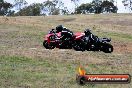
110;0;115;3
61;7;69;15
75;4;86;14
71;0;80;13
101;0;118;13
75;0;118;14
0;0;12;16
122;0;132;11
16;0;69;16
75;3;94;14
43;0;60;15
91;0;102;14
14;0;28;10
43;0;69;15
15;3;43;16
71;0;80;7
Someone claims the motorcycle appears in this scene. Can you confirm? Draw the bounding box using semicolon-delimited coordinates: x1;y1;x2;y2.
84;34;113;53
43;29;113;53
43;29;85;51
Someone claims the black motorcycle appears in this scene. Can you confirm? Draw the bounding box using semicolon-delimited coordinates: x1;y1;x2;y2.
84;35;113;53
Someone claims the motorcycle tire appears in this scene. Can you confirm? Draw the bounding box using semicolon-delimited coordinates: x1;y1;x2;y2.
102;43;113;53
43;40;55;49
73;40;85;51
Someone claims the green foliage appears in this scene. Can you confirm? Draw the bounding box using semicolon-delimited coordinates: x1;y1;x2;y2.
15;0;69;16
101;0;118;13
14;0;28;10
43;0;69;15
75;3;94;14
75;0;118;14
15;3;43;16
0;0;12;16
43;0;59;15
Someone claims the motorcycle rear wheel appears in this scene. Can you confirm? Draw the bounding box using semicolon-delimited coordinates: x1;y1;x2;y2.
73;40;85;51
102;43;113;53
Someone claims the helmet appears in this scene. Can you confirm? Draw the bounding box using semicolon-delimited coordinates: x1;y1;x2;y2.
56;25;63;32
84;29;91;35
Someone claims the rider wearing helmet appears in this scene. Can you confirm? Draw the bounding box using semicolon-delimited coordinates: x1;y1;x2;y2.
56;25;64;33
56;25;74;47
56;25;74;40
84;29;97;43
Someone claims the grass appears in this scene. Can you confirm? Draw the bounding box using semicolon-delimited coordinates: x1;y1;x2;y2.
104;32;132;42
0;55;131;88
0;14;132;88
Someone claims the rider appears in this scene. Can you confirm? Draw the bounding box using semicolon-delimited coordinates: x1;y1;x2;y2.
48;29;55;34
56;25;74;41
55;25;74;47
84;29;97;46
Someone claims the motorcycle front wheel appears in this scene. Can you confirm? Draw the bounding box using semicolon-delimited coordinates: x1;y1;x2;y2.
43;40;55;49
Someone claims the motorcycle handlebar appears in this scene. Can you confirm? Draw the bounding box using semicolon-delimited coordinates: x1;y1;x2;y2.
50;30;60;39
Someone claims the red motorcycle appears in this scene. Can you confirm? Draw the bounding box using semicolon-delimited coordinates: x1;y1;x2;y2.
43;29;86;51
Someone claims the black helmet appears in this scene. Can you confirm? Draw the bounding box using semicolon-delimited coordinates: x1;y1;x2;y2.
84;29;91;35
56;25;63;32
